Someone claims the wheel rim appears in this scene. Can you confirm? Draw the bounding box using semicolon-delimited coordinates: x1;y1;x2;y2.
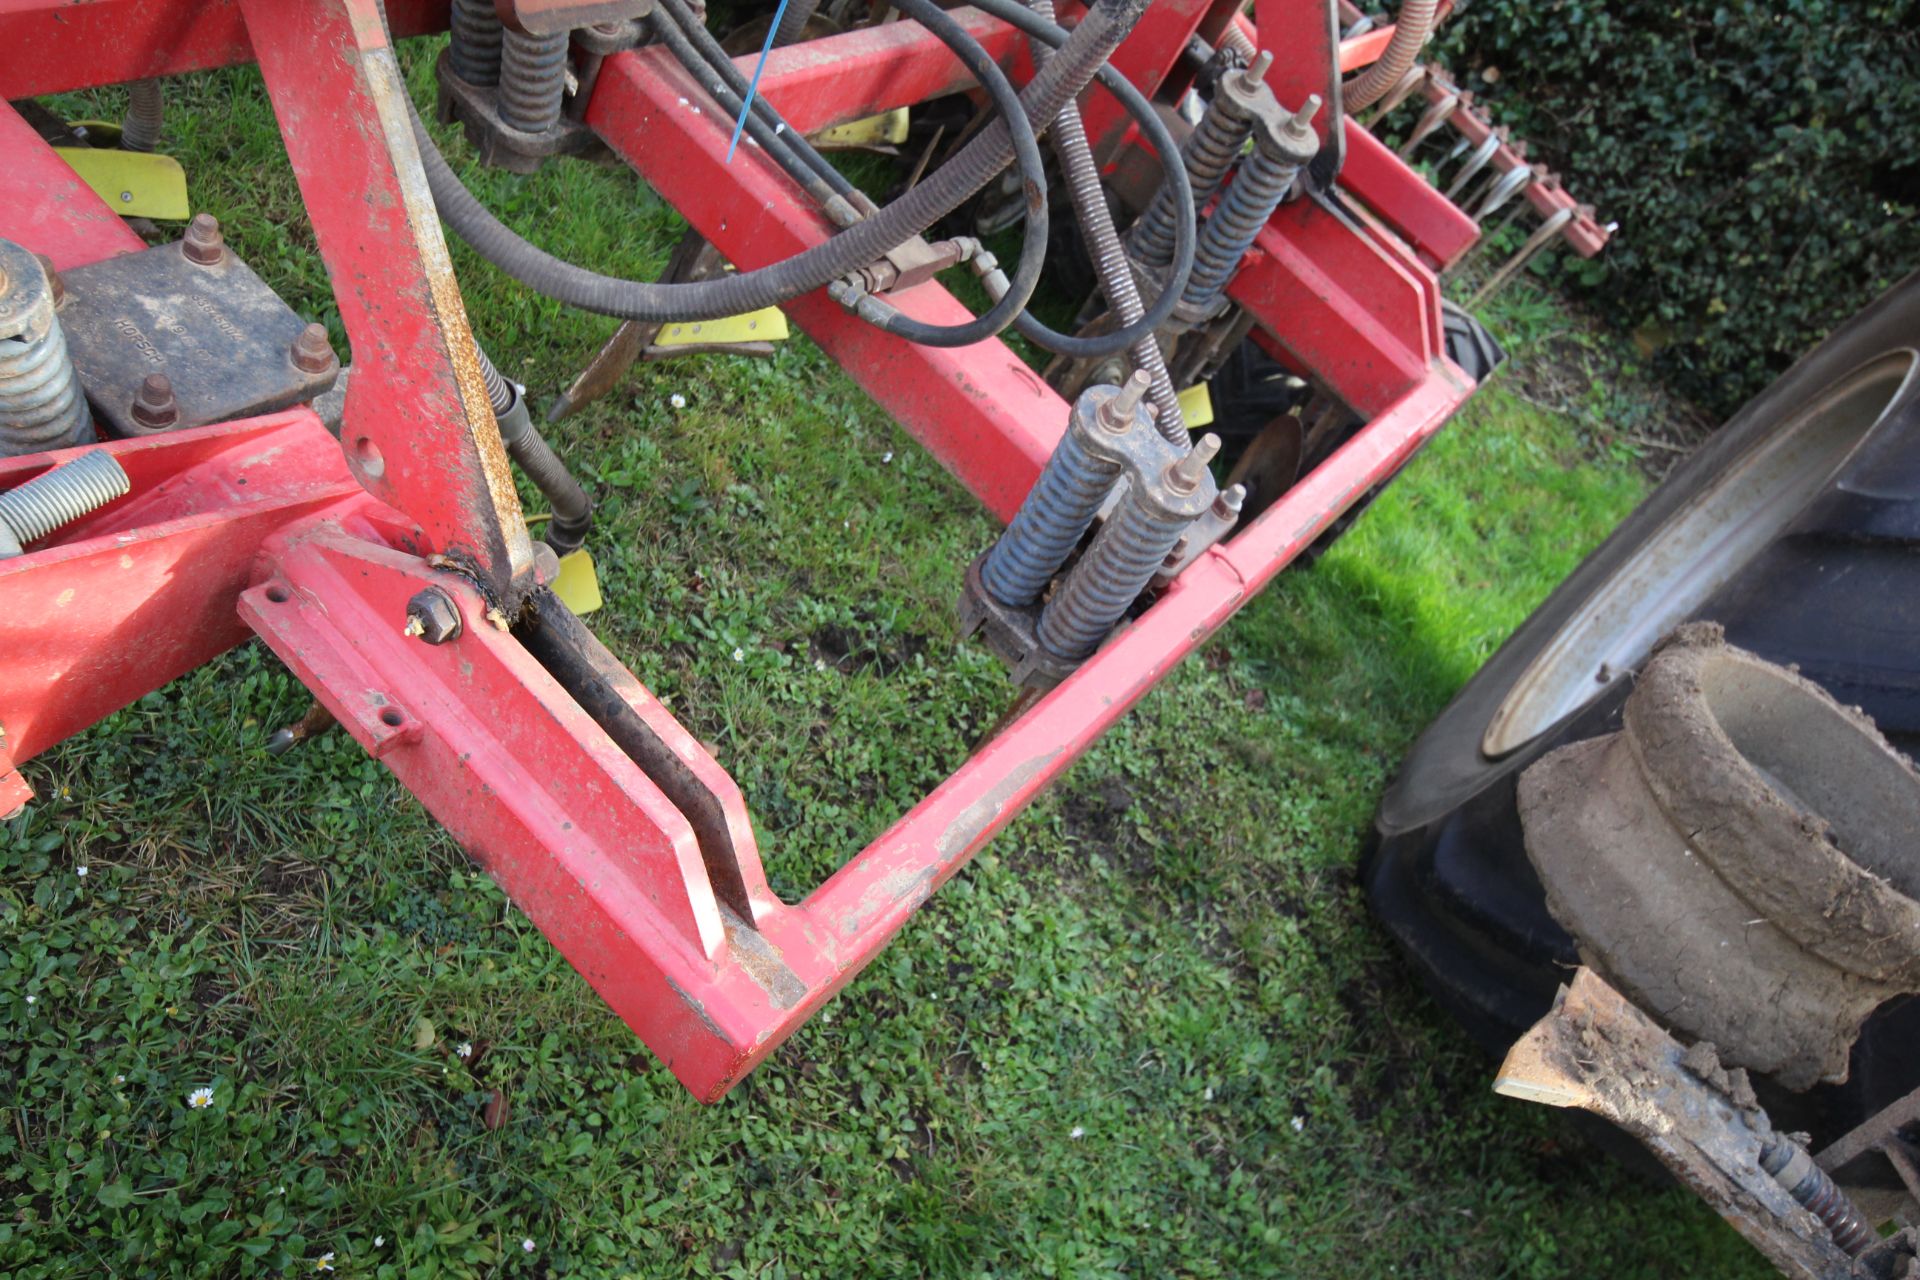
1482;350;1920;758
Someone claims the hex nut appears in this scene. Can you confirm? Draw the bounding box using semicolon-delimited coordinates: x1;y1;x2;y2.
182;213;225;266
406;587;463;644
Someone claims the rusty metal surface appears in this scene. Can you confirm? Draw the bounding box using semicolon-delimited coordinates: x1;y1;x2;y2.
240;0;534;601
1495;968;1860;1279
548;228;722;422
57;237;338;437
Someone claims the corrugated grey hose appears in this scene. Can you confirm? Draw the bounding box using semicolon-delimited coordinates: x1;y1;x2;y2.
474;343;594;556
1025;0;1185;445
407;0;1151;322
1342;0;1437;112
774;0;819;46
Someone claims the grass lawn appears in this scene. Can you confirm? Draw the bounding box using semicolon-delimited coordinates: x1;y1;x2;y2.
2;51;1770;1279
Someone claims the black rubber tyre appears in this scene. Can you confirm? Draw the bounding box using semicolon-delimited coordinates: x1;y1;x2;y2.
1365;272;1920;1135
1441;299;1505;383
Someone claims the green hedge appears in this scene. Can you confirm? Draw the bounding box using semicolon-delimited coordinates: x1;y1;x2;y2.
1436;0;1920;415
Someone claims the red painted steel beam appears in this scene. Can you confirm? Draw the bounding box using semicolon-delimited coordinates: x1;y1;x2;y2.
1229;192;1443;418
0;102;147;271
0;414;372;770
1073;0;1242;158
240;0;535;598
747;6;1019;136
1341;122;1479;270
1337;24;1395;73
0;0;451;98
590;41;1063;522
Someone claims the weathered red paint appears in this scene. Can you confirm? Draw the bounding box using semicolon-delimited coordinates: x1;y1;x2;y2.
240;0;534;598
0;0;452;98
0;101;146;271
0;413;374;767
1;0;1476;1100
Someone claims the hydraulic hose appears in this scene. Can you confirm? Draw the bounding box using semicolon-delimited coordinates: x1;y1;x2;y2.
837;0;1052;347
849;0;1194;356
409;0;1151;322
649;10;861;221
1343;0;1436;112
654;0;863;215
1027;0;1182;438
474;343;594;556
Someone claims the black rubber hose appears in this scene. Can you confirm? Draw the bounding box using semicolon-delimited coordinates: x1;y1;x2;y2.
474;343;594;555
655;0;859;210
847;0;1193;355
408;0;1150;322
978;0;1193;357
649;11;855;215
848;0;1051;347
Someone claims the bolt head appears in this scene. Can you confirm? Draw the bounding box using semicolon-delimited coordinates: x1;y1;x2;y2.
131;372;179;429
406;588;462;645
291;322;337;374
182;212;225;266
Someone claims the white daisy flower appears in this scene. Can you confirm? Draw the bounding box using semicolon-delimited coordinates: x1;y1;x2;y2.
187;1086;214;1109
669;393;687;409
315;1252;334;1272
731;647;745;662
1069;1125;1086;1139
76;866;89;877
1290;1115;1305;1132
114;1074;126;1085
455;1042;473;1060
522;1238;537;1253
881;451;893;464
374;1236;385;1247
25;995;35;1005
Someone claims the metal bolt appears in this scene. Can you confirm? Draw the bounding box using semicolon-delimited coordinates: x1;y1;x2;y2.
1244;50;1274;83
182;213;225;266
131;373;179;430
1167;433;1222;493
405;587;463;644
291;323;337;374
1212;483;1246;519
1097;370;1153;432
33;254;65;308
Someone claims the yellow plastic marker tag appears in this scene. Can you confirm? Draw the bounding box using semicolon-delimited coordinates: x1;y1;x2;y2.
53;147;190;220
552;548;603;616
814;107;911;147
655;307;790;347
1177;382;1215;429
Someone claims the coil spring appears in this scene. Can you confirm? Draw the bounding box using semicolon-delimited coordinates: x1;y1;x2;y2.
1037;492;1189;660
120;80;164;153
774;0;821;46
1758;1139;1878;1257
499;29;569;133
981;427;1122;607
1182;144;1301;312
1129;99;1256;271
0;292;90;457
448;0;505;85
0;449;130;548
1034;0;1184;445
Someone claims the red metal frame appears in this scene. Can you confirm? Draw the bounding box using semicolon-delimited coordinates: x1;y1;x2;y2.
0;0;1471;1101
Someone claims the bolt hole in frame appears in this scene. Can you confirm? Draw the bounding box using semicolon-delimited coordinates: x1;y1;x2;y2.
0;0;1474;1100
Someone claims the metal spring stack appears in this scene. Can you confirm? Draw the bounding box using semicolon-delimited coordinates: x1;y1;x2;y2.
447;0;505;85
1757;1138;1878;1257
1128;52;1274;272
1036;435;1218;660
499;29;571;134
0;240;91;457
0;450;131;557
980;374;1148;607
1181;96;1320;314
